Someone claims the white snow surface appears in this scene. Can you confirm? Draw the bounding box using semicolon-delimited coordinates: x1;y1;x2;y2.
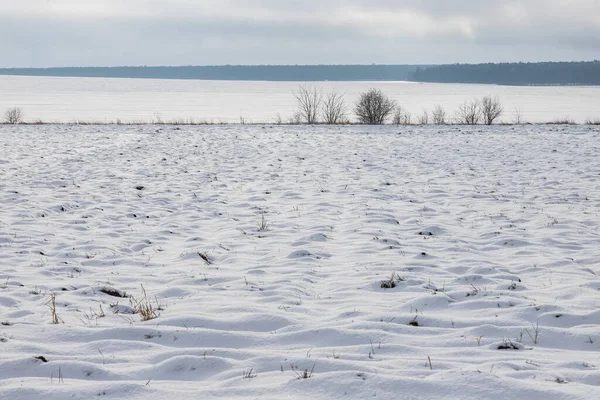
1;124;599;399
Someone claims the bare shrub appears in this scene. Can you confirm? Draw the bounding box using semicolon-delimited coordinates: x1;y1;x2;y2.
321;91;347;124
289;112;303;124
4;107;24;124
481;96;503;125
417;109;429;125
455;100;481;125
293;84;322;124
354;88;396;124
431;105;447;125
512;108;525;124
392;107;403;125
585;118;600;125
392;107;413;125
153;112;164;124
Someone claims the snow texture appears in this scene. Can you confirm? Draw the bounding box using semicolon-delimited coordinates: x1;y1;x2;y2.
1;124;599;399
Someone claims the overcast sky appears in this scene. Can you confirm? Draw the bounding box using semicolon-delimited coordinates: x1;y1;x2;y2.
1;0;599;67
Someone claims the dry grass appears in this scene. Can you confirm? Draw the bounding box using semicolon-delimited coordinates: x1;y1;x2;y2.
82;305;106;325
130;285;158;321
257;214;269;232
47;293;64;324
291;364;315;379
242;368;257;379
0;117;594;126
380;273;403;289
547;118;576;125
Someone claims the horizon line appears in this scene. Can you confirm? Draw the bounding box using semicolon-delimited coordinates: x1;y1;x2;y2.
1;60;599;70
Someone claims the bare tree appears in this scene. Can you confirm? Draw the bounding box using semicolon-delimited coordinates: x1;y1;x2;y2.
355;88;397;124
293;84;322;124
321;91;347;124
289;112;303;124
431;105;447;125
274;113;283;125
481;96;503;125
455;100;481;125
512;107;525;124
4;107;24;124
418;109;429;125
392;107;403;125
393;107;413;125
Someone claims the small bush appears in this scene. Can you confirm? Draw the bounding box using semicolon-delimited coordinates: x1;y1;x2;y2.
481;96;503;125
512;108;525;124
355;88;396;124
431;105;447;124
417;109;429;125
321;91;348;124
4;107;24;124
293;85;322;124
392;107;412;125
455;100;481;125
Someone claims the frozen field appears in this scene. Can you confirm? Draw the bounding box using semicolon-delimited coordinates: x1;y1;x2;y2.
1;124;600;399
2;75;600;124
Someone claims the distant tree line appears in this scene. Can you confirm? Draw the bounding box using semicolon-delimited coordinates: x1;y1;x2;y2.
0;65;418;82
410;61;600;86
2;61;599;85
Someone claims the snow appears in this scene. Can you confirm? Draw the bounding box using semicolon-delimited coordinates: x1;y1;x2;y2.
2;75;600;124
1;124;599;399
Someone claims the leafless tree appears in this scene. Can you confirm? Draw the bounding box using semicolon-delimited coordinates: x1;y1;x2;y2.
392;106;404;125
289;112;303;124
355;88;397;124
431;105;447;124
4;107;24;124
481;96;503;125
321;91;348;124
512;107;525;124
293;84;322;124
455;100;481;125
418;109;429;125
393;107;414;125
274;113;283;125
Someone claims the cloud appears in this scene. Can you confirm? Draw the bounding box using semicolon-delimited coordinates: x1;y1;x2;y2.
1;0;599;67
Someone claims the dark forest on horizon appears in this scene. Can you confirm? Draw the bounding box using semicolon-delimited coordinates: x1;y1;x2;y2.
411;61;600;85
1;61;598;86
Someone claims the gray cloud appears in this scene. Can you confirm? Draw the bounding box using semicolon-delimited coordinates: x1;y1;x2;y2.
1;0;599;67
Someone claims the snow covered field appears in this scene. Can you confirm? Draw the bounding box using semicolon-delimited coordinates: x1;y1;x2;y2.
1;124;599;399
2;75;600;124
